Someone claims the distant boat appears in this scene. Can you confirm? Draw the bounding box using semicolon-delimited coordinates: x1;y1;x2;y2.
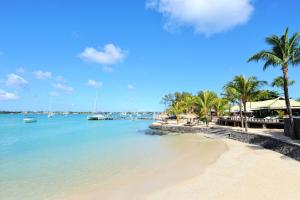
48;112;55;118
87;114;105;120
23;117;37;123
87;90;104;120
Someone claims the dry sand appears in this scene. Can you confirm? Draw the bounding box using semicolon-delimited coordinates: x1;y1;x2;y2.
146;138;300;200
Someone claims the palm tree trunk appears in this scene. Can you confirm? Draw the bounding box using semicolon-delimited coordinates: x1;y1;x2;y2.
244;101;248;132
282;65;295;138
239;100;244;128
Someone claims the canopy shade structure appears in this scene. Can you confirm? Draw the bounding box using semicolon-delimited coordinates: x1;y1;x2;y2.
230;97;300;113
179;113;198;119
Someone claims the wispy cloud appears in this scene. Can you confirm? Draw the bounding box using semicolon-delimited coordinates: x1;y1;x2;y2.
0;89;19;101
5;74;28;88
146;0;254;36
16;67;25;74
87;80;103;88
53;83;74;94
79;43;126;65
34;70;52;80
49;91;60;97
102;66;114;72
128;84;135;90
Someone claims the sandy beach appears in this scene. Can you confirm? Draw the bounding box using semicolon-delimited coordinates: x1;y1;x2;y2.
146;137;300;200
66;133;300;200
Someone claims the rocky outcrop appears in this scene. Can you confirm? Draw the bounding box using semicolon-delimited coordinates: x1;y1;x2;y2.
149;123;300;161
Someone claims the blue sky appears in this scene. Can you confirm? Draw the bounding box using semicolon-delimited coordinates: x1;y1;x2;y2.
0;0;299;112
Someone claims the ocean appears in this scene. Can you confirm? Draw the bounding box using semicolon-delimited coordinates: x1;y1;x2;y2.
0;114;227;200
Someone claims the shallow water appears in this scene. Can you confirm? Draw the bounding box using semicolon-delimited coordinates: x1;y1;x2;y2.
0;114;227;200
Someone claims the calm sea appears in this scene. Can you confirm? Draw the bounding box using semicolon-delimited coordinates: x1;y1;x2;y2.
0;114;227;200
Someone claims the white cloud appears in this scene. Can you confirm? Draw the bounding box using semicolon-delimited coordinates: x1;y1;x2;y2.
5;74;28;87
146;0;254;36
16;67;25;74
102;66;114;72
34;70;52;80
0;89;19;101
78;43;126;65
49;91;60;96
53;83;74;94
87;80;103;88
128;84;135;90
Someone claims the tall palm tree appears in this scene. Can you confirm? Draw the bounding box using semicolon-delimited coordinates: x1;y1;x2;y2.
225;75;266;132
196;90;217;126
248;28;300;138
271;76;295;94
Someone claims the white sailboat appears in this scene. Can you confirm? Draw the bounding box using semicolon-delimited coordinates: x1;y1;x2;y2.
48;112;55;118
48;99;55;118
87;90;105;120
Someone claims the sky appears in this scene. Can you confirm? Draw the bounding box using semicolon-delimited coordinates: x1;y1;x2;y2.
0;0;299;112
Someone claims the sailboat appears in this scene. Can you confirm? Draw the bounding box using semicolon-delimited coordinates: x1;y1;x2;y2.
87;90;105;120
48;112;55;118
48;99;55;118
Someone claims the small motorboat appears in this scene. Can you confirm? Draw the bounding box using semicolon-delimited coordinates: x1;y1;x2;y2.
87;114;105;120
23;117;37;123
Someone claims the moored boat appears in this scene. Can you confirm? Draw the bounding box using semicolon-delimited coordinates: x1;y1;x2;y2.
23;117;37;123
87;114;105;120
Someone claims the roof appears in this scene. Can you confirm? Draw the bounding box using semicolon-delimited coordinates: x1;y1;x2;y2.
231;97;300;112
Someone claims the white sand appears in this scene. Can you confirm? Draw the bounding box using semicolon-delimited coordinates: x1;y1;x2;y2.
69;134;300;200
146;138;300;200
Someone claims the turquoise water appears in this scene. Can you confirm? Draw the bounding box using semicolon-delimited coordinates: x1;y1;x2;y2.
0;114;226;200
0;114;165;199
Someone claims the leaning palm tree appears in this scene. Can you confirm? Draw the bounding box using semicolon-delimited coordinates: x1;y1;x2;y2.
196;90;217;127
271;76;295;94
248;28;300;138
225;75;266;132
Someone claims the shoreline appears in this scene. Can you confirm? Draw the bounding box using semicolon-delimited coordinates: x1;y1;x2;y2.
149;122;300;161
145;138;300;200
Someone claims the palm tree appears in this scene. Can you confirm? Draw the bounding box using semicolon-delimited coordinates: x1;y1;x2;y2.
213;98;229;117
224;75;266;132
196;91;217;126
167;101;184;124
271;76;295;94
254;90;279;101
222;86;240;118
248;28;300;138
